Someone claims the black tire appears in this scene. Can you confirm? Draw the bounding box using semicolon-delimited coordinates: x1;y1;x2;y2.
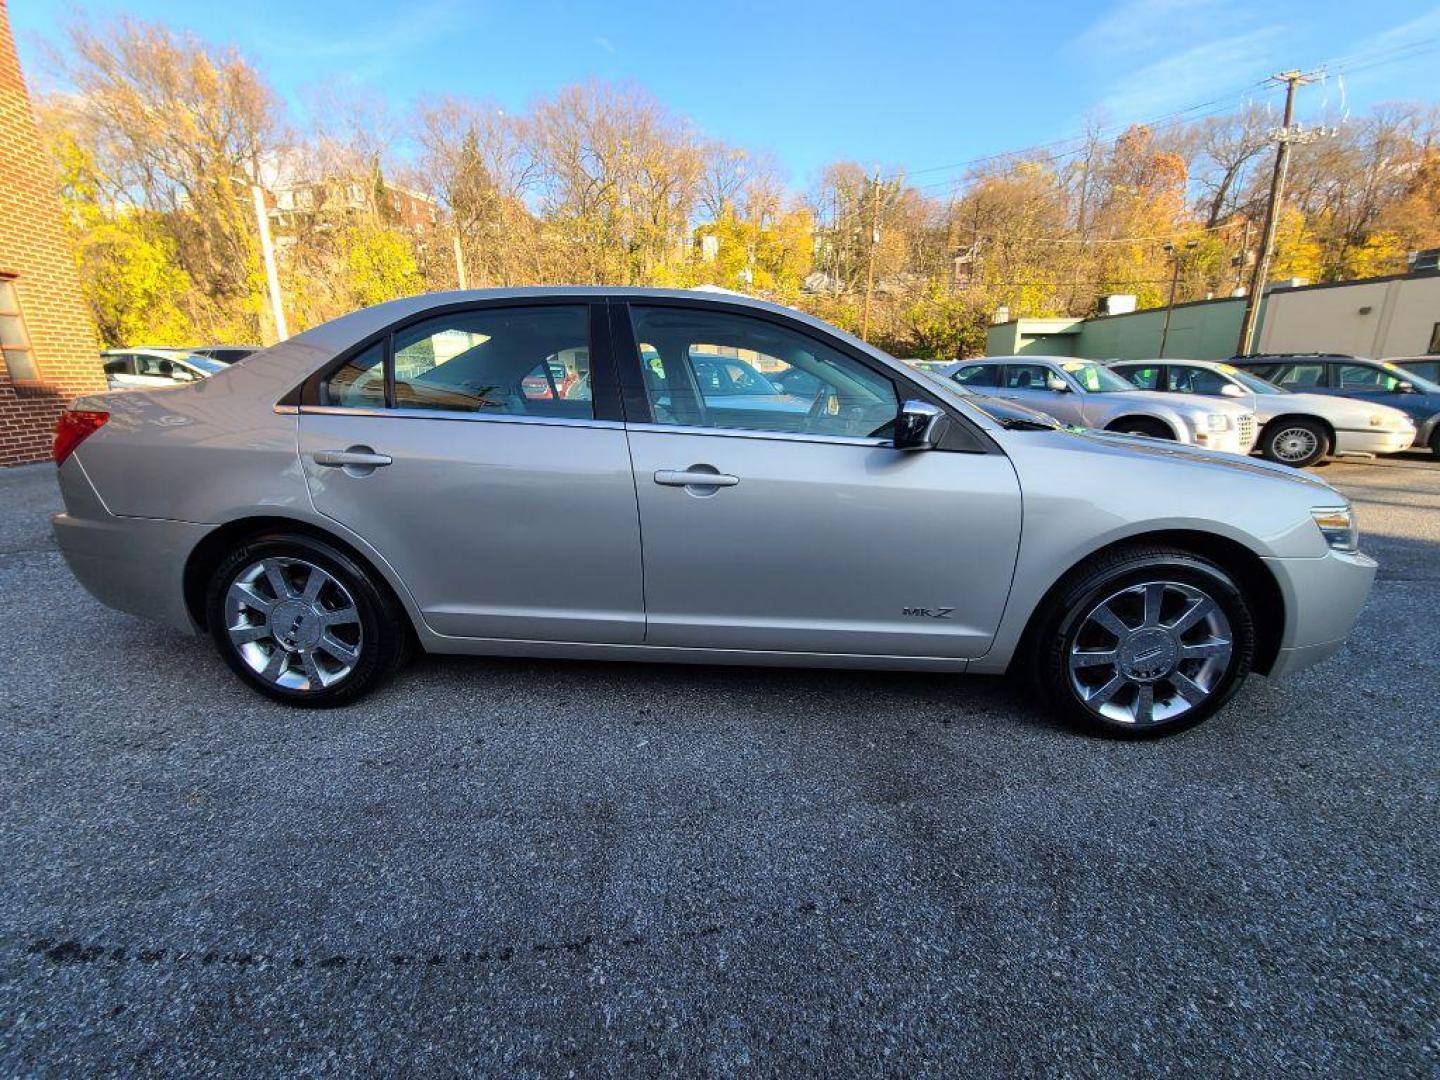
205;532;410;707
1108;417;1174;440
1260;418;1331;468
1430;428;1440;460
1030;544;1255;739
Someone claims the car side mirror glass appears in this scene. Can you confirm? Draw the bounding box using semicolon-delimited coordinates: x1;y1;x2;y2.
893;400;946;450
1220;383;1244;397
1045;375;1070;393
1398;380;1417;394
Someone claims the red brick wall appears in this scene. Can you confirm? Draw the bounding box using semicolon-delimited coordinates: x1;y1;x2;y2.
0;0;105;466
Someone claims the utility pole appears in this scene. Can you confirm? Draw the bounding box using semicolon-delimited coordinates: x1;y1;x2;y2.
1159;240;1197;358
860;170;882;341
1236;70;1312;357
1231;218;1253;295
251;184;287;343
452;231;469;290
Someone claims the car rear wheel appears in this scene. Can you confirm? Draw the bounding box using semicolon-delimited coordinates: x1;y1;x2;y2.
1032;545;1255;738
205;533;410;707
1430;428;1440;460
1261;418;1330;467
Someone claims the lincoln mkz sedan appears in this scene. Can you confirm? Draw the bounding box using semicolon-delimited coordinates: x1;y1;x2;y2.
51;289;1376;736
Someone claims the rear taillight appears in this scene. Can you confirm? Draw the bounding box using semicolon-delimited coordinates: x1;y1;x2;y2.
52;410;109;466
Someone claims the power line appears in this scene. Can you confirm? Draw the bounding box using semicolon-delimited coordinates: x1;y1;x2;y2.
889;37;1440;195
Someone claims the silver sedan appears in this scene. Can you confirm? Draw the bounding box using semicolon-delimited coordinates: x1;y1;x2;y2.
51;288;1375;737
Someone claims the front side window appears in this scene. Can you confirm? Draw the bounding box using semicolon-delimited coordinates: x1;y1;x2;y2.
630;306;897;438
0;277;39;383
1120;365;1161;390
952;364;1001;387
1336;363;1402;392
1167;366;1229;395
323;305;592;419
1004;364;1052;390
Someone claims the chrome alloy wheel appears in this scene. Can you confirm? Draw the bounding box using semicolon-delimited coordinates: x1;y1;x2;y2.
223;557;362;691
1271;425;1320;464
1067;581;1233;727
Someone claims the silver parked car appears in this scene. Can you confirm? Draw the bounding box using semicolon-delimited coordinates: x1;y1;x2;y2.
1110;358;1416;467
51;289;1375;737
946;356;1258;454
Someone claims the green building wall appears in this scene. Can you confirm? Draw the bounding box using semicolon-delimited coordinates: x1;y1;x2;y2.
987;295;1269;360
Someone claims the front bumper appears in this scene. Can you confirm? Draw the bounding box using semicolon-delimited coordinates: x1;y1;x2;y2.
1193;426;1251;455
1263;548;1377;678
1334;428;1416;456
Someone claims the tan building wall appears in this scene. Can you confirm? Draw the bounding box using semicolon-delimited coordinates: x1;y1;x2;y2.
1259;274;1440;358
0;0;106;466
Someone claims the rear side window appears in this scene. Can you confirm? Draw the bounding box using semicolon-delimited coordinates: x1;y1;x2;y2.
326;342;386;408
952;364;1000;387
1402;360;1440;382
323;306;593;419
1269;362;1327;389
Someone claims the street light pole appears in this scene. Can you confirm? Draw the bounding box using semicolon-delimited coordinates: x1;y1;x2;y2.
251;184;287;343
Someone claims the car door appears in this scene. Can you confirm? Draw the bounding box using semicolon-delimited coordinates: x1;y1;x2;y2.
1166;364;1255;411
614;300;1022;659
1329;361;1413;410
296;300;645;643
998;362;1087;426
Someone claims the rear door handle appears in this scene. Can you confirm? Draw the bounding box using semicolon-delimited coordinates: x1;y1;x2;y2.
313;448;393;468
654;468;739;488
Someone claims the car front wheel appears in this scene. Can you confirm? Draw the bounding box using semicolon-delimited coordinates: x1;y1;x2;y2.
205;532;410;707
1033;545;1255;738
1261;418;1330;467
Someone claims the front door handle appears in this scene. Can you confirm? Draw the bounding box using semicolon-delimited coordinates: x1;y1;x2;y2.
655;467;739;489
313;448;393;468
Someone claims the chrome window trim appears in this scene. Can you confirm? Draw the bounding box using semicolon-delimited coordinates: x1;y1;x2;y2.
622;421;891;448
295;404;623;431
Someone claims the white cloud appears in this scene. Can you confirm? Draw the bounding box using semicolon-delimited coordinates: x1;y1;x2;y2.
1095;27;1282;118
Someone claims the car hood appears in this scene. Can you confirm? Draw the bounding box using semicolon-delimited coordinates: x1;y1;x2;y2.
1047;426;1340;492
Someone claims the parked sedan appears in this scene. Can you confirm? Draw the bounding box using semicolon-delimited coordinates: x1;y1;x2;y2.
51;289;1374;738
949;356;1258;454
1229;354;1440;458
101;348;226;390
1111;359;1415;467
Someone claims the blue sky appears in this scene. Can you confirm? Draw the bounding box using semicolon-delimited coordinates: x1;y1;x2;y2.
11;0;1440;189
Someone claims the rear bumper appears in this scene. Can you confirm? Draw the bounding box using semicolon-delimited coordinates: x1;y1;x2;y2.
53;508;207;634
1262;549;1377;678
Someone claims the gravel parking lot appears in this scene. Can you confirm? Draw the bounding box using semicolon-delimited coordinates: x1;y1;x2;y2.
2;453;1436;1075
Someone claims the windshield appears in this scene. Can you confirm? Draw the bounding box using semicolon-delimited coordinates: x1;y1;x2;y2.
1381;360;1440;394
183;355;226;374
1226;368;1287;395
1058;361;1135;393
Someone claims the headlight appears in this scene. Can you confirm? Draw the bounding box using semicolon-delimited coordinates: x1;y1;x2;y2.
1310;506;1359;553
1202;413;1232;432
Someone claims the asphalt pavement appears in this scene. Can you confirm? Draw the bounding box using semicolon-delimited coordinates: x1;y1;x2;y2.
1;453;1436;1075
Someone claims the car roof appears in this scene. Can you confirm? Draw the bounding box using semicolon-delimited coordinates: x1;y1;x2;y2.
1230;353;1366;361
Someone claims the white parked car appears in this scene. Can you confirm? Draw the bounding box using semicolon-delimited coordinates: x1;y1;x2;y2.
1111;359;1416;467
101;348;226;390
945;357;1258;454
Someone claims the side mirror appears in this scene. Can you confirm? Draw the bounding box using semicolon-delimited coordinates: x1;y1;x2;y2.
893;400;946;450
1045;375;1070;393
1398;380;1417;394
1220;383;1245;397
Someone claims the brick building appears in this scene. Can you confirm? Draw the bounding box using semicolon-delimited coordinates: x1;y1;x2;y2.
0;0;105;466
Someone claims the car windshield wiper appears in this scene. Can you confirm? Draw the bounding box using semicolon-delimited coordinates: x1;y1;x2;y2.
995;416;1061;431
